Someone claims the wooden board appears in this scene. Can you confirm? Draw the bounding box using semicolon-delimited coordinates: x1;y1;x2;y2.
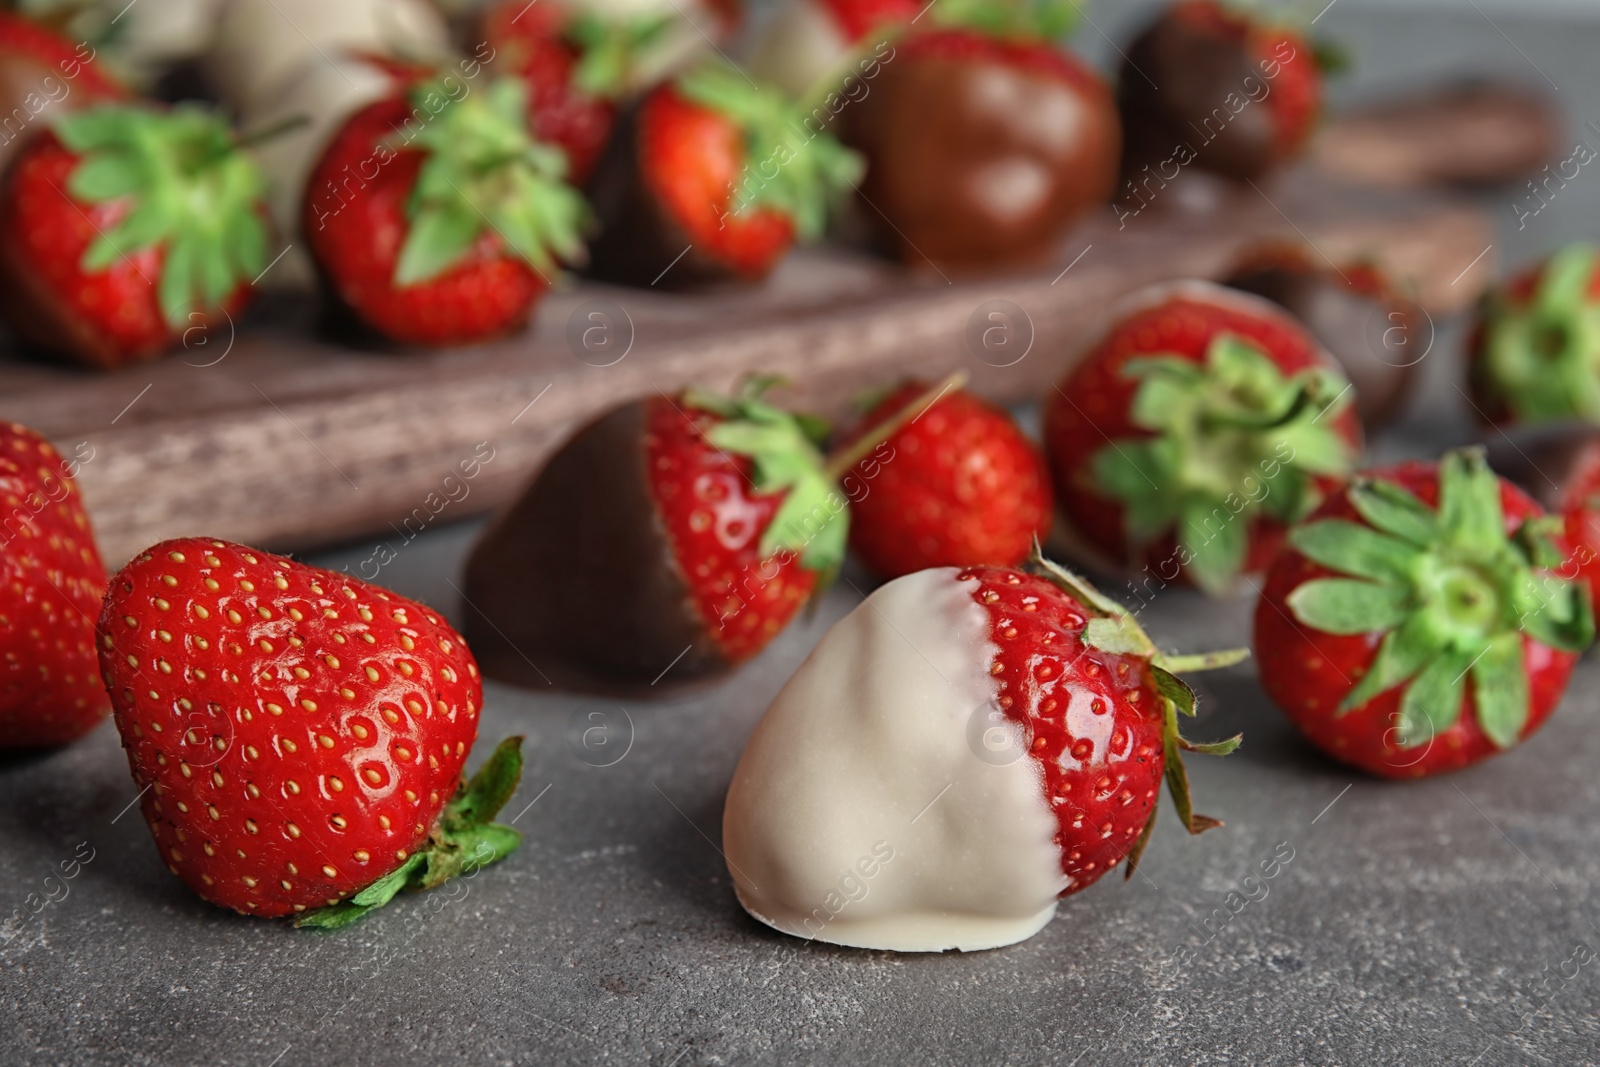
0;167;1495;566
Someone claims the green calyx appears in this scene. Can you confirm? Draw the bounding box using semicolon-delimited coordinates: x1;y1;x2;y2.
565;11;674;98
295;737;525;929
687;377;848;580
930;0;1079;39
674;63;863;241
1285;448;1595;751
54;104;269;331
1025;546;1246;881
1091;332;1357;596
391;77;588;287
1480;244;1600;424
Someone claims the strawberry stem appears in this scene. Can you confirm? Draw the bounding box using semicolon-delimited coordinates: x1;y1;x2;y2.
822;371;967;482
294;736;526;930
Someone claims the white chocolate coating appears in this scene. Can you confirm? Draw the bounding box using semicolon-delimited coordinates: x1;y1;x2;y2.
747;1;849;100
722;568;1068;952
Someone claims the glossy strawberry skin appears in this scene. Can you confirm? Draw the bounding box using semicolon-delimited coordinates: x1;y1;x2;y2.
1253;464;1576;779
482;0;615;183
965;565;1166;894
0;424;108;749
845;383;1052;579
0;133;248;369
304;97;547;347
645;396;816;663
637;87;795;279
99;539;482;917
1043;292;1363;578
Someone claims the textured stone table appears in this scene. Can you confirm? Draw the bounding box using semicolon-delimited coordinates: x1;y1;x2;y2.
6;5;1600;1066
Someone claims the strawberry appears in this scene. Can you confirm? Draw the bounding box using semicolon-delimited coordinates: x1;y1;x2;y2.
840;380;1053;579
304;75;588;347
0;104;269;370
723;552;1242;951
583;62;861;288
0;422;108;749
1117;0;1322;184
1042;282;1363;596
464;382;844;690
1225;243;1421;429
1253;449;1593;779
98;538;523;926
837;20;1120;271
1468;244;1600;426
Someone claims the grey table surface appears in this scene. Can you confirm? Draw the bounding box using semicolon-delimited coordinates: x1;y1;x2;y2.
8;5;1600;1066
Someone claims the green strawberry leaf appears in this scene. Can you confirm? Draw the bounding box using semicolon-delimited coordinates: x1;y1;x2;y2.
391;77;589;287
1347;477;1438;547
294;737;525;931
1437;448;1504;554
1396;648;1469;747
1288;519;1421;583
1471;632;1529;749
1181;499;1249;598
1336;609;1439;713
1286;578;1411;635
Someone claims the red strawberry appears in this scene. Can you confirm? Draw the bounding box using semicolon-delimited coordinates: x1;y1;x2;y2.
1468;244;1600;426
1253;449;1592;779
464;382;846;690
1043;282;1363;596
841;380;1053;578
98;538;523;926
1117;0;1322;184
723;553;1242;951
0;104;269;369
838;24;1119;271
584;62;861;288
304;75;587;347
1225;243;1422;429
0;423;108;749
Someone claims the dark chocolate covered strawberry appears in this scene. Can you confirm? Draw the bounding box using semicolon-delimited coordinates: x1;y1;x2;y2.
583;61;861;288
1225;243;1422;428
464;383;838;690
1468;244;1600;427
1117;0;1322;185
1043;282;1362;596
0;103;269;369
1254;449;1592;778
839;17;1119;271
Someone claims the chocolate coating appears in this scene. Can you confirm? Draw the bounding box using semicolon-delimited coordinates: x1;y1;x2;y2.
1117;12;1277;184
462;400;731;693
581;104;746;291
1226;262;1420;428
839;51;1120;271
1484;422;1600;513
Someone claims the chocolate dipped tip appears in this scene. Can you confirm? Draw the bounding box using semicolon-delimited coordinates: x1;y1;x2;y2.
462;400;731;695
580;102;756;291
